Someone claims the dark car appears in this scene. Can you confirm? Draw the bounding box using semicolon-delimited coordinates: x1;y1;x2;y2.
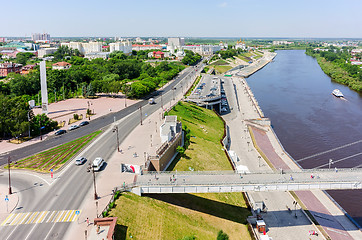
55;129;66;135
79;121;89;127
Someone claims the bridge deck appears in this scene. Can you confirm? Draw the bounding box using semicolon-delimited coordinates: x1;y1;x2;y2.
131;169;362;195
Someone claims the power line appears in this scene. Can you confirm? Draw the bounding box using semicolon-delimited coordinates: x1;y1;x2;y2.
313;152;362;169
296;139;362;162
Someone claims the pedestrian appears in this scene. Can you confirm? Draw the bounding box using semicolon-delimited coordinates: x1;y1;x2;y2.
123;181;126;188
310;174;314;179
290;175;293;181
335;167;338;173
170;177;172;182
86;217;89;226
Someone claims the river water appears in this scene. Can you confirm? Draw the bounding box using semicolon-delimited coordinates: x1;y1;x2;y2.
246;50;362;226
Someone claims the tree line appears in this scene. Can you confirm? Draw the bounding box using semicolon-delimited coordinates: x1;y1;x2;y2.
0;50;185;139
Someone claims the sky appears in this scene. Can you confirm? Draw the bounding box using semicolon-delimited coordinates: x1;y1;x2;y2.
2;0;362;38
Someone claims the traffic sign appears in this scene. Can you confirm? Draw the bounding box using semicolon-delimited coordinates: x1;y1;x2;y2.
50;169;53;172
75;210;80;215
40;126;45;129
5;195;9;202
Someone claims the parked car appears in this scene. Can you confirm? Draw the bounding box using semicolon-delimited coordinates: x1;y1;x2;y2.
79;121;89;127
75;157;87;165
221;107;228;112
92;157;105;171
68;125;79;131
55;129;66;136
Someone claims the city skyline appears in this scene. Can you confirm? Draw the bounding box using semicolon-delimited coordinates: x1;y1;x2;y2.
2;0;362;38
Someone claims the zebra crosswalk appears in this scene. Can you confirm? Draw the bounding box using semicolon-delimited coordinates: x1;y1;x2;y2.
1;210;81;226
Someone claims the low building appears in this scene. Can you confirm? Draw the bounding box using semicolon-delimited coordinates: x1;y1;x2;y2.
183;45;222;56
160;116;179;143
145;115;183;172
84;52;110;60
21;64;36;74
38;47;58;58
0;50;19;59
132;44;163;51
52;61;71;70
0;62;22;77
92;217;117;240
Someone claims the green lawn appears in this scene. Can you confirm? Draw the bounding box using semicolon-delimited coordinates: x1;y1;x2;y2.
9;131;101;172
109;192;251;240
167;102;232;171
108;102;251;240
212;65;232;74
212;59;228;65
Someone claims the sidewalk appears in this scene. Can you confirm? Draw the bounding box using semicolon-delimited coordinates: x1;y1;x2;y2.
0;184;19;224
64;71;193;240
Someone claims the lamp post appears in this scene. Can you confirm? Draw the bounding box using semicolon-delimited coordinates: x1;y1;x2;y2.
258;156;261;168
8;156;12;194
293;201;298;218
139;105;143;125
87;101;91;120
27;110;32;138
173;87;176;100
329;159;333;169
87;163;98;200
113;126;120;152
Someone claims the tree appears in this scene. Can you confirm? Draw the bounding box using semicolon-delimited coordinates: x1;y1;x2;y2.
16;52;34;66
216;230;229;240
176;146;185;156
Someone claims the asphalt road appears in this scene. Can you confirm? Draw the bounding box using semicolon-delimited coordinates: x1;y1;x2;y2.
0;64;201;166
0;62;204;240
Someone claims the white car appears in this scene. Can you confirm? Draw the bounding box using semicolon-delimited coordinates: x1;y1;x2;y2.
93;157;105;171
68;125;79;131
75;157;87;165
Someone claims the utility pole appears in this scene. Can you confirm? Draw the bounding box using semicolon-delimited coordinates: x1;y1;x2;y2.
329;159;333;169
88;163;98;200
39;117;42;141
160;91;163;110
139;105;143;125
8;156;12;194
113;126;120;152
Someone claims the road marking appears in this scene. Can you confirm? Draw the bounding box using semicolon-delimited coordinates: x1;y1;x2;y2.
36;211;49;223
1;210;81;226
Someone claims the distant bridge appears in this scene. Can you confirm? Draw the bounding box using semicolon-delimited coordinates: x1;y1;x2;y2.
131;169;362;196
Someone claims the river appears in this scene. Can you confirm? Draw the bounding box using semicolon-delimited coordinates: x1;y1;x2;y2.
246;50;362;227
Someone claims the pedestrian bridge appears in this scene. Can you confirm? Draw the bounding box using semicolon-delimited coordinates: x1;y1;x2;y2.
131;169;362;196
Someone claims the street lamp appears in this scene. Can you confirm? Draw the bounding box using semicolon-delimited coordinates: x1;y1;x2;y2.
8;156;12;194
172;87;176;100
87;163;98;200
139;105;143;125
329;159;333;169
113;126;120;152
293;201;298;218
258;156;261;168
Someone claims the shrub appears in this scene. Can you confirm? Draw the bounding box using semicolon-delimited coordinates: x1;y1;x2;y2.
217;230;229;240
73;114;79;120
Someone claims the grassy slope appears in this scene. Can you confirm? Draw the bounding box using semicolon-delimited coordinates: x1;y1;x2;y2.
108;102;251;240
167;102;231;171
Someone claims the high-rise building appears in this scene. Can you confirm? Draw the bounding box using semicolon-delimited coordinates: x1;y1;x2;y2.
109;41;132;55
31;33;50;42
167;37;185;53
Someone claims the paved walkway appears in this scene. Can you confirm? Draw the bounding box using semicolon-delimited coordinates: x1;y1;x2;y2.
0;184;19;224
64;74;191;240
0;97;139;155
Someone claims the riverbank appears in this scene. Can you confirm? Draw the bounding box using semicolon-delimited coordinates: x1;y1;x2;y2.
306;51;362;93
233;53;362;239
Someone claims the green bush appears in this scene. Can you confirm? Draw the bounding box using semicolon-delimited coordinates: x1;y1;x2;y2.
73;114;79;120
217;230;229;240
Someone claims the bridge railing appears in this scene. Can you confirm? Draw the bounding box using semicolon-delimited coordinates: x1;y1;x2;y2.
141;168;362;176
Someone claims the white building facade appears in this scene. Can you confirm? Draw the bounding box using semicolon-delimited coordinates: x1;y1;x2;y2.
109;41;132;54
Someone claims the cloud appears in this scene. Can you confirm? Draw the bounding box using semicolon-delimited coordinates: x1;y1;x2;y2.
219;2;227;8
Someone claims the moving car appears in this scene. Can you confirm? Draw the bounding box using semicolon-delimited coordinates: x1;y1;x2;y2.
92;157;105;171
68;125;79;131
79;121;89;127
148;98;155;104
75;157;87;165
55;129;66;135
